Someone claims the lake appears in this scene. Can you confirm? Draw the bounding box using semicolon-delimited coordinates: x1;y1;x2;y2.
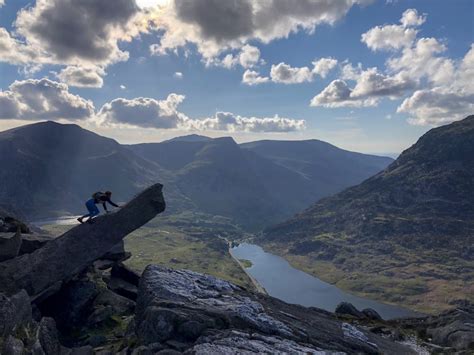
231;243;420;320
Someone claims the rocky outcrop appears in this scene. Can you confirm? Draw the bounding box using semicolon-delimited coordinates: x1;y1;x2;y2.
397;302;474;351
0;230;22;262
134;265;417;354
0;208;30;234
335;302;366;319
19;234;54;255
0;183;166;299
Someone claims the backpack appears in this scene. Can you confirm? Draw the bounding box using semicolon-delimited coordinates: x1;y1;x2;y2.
92;191;106;201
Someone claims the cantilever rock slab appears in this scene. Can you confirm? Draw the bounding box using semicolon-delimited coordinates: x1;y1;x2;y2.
0;183;166;300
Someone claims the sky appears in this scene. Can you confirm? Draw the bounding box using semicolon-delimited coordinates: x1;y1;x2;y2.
0;0;473;155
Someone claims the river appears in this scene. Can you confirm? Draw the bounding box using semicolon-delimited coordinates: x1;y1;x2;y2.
231;243;420;320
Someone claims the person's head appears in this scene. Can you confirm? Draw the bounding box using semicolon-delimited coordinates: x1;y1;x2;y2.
105;191;112;197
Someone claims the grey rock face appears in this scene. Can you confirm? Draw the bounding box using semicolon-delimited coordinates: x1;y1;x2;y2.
107;277;138;301
335;302;366;319
399;301;474;351
38;279;99;330
185;330;332;354
19;234;54;255
135;265;416;354
0;183;166;298
136;265;291;344
2;336;25;355
111;263;141;287
0;290;32;338
362;308;383;321
0;209;30;234
35;317;61;355
0;230;22;262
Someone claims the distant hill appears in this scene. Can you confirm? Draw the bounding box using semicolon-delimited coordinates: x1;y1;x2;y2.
0;121;393;228
0;121;162;218
241;139;393;202
261;115;474;312
130;137;392;229
163;134;212;143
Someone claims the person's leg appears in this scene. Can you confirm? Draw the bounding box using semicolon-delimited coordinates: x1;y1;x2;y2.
79;199;96;223
85;204;100;223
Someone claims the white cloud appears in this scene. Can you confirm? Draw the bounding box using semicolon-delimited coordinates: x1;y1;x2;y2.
0;78;95;120
97;94;186;129
270;63;313;84
12;0;142;66
351;68;415;99
400;8;426;27
197;112;306;132
361;25;417;51
398;89;474;126
57;66;105;88
263;58;338;85
0;28;40;65
242;69;269;85
0;0;151;84
97;93;305;132
207;44;262;69
0;0;4;7
397;45;474;125
149;0;372;60
315;9;473;127
361;8;424;51
120;85;127;90
387;37;455;86
310;67;415;107
174;72;183;79
238;44;261;68
310;79;374;108
312;57;338;78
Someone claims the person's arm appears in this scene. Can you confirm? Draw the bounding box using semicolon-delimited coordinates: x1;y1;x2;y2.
107;198;119;208
102;202;108;212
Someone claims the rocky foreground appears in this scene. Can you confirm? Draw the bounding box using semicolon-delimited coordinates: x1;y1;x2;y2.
0;185;473;354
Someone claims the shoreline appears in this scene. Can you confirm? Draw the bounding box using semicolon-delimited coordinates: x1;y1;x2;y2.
221;237;267;294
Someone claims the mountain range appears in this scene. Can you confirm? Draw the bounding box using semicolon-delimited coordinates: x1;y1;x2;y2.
0;121;392;229
262;115;474;312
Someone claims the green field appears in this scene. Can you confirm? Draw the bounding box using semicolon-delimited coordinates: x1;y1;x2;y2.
39;215;255;291
262;239;474;314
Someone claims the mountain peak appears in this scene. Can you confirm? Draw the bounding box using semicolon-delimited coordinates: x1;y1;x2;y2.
262;115;474;312
164;134;212;143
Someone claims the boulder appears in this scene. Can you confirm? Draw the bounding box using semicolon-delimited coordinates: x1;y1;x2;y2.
111;263;141;287
38;279;99;330
34;317;61;355
425;305;474;350
335;302;366;319
185;330;324;354
107;277;138;301
0;290;32;338
93;288;135;314
0;183;166;298
0;230;22;262
397;301;474;351
362;308;383;321
135;265;416;354
0;208;30;234
1;336;25;355
19;234;54;255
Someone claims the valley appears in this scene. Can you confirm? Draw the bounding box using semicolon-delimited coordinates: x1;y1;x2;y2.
261;115;474;314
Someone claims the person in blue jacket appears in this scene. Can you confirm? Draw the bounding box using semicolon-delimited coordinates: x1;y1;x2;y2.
77;191;120;224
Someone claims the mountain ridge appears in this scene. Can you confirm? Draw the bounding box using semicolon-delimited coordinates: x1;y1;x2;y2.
0;121;393;229
261;115;474;312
